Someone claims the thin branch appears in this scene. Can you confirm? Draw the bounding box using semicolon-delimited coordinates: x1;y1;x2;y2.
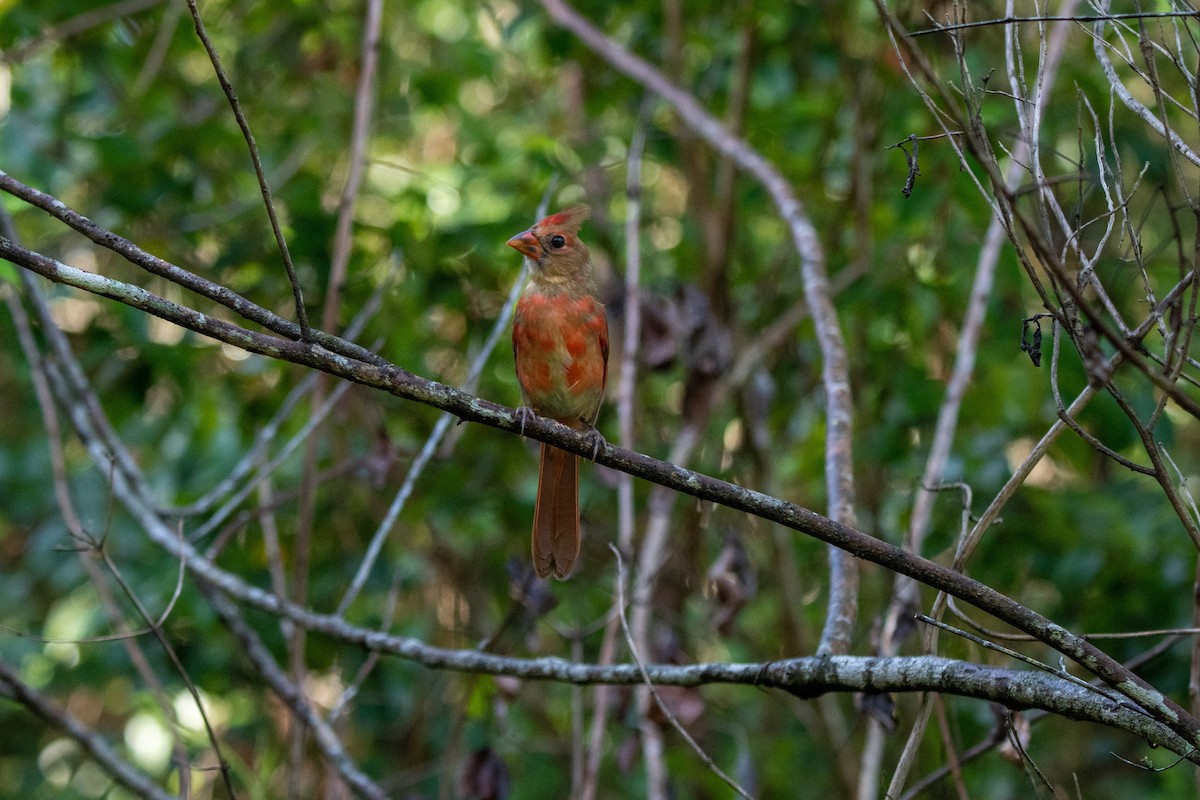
0;659;176;800
191;378;357;544
1048;320;1154;474
183;0;311;337
94;540;237;797
912;10;1200;38
4;286;89;542
1;0;166;64
915;615;1127;707
932;695;970;800
286;0;382;702
958;267;1198;568
582;102;651;800
621;104;673;800
1090;7;1200;168
887;0;1200;422
321;0;383;333
900;634;1184;798
0;170;376;365
175;260;388;519
199;582;390;800
945;595;1200;642
1004;711;1057;796
612;545;755;799
329;571;402;723
4;289;194;796
4;213;195;792
132;0;184;96
618;102;650;569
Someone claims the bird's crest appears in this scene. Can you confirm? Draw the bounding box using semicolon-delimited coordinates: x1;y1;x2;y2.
537;205;590;234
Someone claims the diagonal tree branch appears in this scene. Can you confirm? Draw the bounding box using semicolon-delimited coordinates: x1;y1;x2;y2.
0;171;374;363
7;233;1200;751
0;658;177;800
1;0;166;64
198;582;390;800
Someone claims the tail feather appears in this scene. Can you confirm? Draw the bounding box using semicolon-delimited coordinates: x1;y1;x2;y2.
532;444;580;579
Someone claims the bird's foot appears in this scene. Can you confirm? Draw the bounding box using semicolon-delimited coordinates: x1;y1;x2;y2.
580;422;608;461
514;406;537;437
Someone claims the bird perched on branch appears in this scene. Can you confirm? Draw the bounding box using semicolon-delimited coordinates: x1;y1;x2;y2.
508;205;609;579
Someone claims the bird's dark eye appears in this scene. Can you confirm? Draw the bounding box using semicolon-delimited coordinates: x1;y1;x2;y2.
549;234;566;249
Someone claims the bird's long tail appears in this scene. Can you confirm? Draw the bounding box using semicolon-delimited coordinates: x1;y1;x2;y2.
532;444;580;579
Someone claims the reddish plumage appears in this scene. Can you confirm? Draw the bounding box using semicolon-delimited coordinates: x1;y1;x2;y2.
508;205;609;579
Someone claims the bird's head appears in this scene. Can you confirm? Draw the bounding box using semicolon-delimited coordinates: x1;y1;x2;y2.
507;205;592;282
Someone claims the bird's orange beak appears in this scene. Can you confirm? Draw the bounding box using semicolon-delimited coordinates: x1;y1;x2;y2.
507;230;541;260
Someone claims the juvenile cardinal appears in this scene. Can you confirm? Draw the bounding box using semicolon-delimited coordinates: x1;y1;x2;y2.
508;205;609;579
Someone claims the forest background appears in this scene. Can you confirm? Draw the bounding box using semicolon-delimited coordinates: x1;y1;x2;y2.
3;1;1200;798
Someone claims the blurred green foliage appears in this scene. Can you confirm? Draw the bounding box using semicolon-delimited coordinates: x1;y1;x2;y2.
1;0;1199;798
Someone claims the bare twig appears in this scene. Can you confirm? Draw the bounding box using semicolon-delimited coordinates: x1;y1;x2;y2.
873;7;1079;795
132;0;184;95
7;347;196;796
621;101;671;800
182;0;311;337
915;615;1127;707
0;659;176;800
3;212;196;793
902;633;1185;798
322;0;383;334
932;695;970;800
629;425;705;800
175;272;387;521
1004;712;1057;796
944;595;1200;642
95;541;237;797
329;572;403;722
912;10;1200;38
190;378;356;544
200;582;390;800
612;545;755;799
1;0;165;64
0;170;377;366
958;267;1198;568
1048;320;1153;474
581;103;651;800
884;1;1200;424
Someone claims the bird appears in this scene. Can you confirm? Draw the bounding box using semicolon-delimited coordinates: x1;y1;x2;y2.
508;205;609;579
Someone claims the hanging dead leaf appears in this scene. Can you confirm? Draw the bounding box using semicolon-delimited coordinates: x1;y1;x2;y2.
647;684;706;730
459;747;511;800
617;731;641;773
856;691;897;733
705;530;757;635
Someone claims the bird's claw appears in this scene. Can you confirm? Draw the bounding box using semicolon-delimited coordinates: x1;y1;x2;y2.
581;425;608;461
514;406;536;437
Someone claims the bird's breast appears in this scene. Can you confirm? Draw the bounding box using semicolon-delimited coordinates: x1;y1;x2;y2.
513;292;608;426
